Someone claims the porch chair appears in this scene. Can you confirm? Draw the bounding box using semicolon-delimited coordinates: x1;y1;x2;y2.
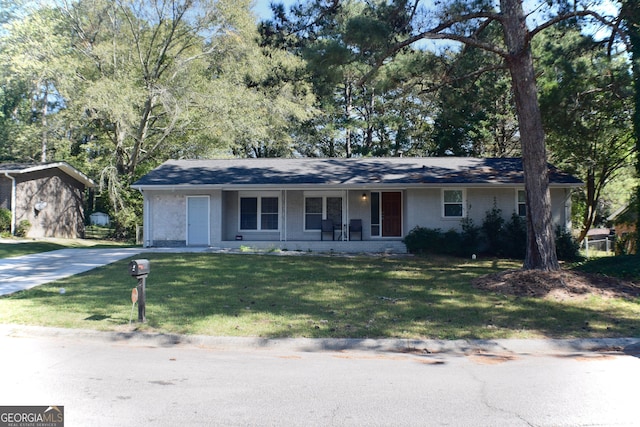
349;219;363;241
321;219;335;241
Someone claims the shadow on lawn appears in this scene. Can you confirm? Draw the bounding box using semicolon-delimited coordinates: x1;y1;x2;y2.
4;253;639;339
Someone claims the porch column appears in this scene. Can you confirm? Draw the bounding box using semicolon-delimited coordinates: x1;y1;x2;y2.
281;190;287;241
343;190;348;241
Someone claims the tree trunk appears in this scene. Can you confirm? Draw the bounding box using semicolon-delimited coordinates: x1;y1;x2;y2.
344;81;353;158
501;0;559;270
621;0;640;254
41;88;48;163
577;172;596;243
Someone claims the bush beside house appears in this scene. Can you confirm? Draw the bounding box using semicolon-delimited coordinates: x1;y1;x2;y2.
403;207;582;261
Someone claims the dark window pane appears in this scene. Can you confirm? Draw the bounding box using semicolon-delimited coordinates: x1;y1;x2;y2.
306;214;322;230
444;204;463;217
444;190;462;203
305;197;322;230
518;204;527;217
261;197;278;214
305;197;322;214
261;214;278;230
370;193;380;222
240;198;257;229
327;197;342;225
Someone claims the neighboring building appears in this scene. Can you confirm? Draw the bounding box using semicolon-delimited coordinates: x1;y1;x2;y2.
0;162;95;238
89;212;111;226
608;201;637;255
132;157;582;252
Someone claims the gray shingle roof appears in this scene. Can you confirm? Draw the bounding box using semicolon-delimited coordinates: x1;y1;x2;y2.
0;162;94;187
132;157;582;188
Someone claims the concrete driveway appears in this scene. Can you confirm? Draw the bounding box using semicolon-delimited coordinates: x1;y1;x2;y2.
0;248;146;296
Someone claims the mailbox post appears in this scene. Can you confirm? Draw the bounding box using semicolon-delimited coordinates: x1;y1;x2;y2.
129;259;150;322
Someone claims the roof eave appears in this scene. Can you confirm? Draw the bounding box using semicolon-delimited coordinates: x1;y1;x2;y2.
132;181;583;191
0;162;95;188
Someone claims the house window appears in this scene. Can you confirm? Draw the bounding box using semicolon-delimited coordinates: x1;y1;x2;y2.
517;190;526;217
304;195;343;230
240;195;279;231
305;197;323;230
370;192;380;236
443;189;464;217
261;197;279;230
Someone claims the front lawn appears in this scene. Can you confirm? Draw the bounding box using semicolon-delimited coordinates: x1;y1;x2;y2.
1;253;638;339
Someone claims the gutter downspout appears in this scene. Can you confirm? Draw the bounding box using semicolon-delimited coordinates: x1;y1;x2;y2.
3;173;16;235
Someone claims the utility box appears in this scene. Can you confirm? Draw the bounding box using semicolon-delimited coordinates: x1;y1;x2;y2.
129;259;150;277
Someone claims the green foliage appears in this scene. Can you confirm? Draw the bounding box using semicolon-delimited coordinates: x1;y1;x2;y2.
402;226;443;254
574;254;640;280
615;231;638;256
441;228;462;256
536;26;635;240
460;217;481;257
555;227;582;262
403;219;481;258
0;208;11;232
15;220;30;237
499;214;527;259
481;204;505;255
1;0;317;241
405;211;578;261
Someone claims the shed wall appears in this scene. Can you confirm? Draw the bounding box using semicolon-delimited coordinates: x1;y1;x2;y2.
14;169;85;238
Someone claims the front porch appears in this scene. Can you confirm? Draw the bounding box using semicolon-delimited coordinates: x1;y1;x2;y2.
216;239;407;254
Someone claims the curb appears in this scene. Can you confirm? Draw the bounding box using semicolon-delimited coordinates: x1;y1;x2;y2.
2;324;639;356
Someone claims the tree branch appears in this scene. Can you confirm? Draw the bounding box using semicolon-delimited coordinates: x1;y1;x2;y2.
357;10;506;87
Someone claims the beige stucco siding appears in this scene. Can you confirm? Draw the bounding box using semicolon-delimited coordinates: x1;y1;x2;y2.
149;193;187;243
147;190;223;246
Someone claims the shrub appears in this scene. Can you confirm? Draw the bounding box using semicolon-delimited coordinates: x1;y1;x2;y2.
460;217;481;257
555;227;582;261
441;228;462;255
403;226;443;254
499;213;527;259
16;220;31;237
615;232;637;256
0;208;11;232
481;205;504;255
404;213;582;261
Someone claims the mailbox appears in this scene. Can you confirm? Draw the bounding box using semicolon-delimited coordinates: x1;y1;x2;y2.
129;259;150;277
128;259;150;323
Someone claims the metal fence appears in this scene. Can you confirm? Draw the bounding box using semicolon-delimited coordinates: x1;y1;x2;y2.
583;235;614;257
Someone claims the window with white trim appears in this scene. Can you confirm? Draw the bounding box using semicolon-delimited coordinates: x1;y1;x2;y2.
239;195;279;231
305;197;323;230
517;189;526;217
442;189;464;217
304;194;343;230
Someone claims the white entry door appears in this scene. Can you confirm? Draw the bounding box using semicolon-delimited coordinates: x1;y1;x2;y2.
187;196;210;246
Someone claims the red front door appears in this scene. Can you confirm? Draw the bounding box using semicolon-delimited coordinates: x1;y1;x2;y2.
382;192;402;237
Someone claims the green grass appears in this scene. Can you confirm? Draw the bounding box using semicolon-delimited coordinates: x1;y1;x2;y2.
1;253;638;339
0;239;134;259
85;225;114;240
573;255;640;279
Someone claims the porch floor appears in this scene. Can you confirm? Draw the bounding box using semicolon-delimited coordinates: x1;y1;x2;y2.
214;240;407;254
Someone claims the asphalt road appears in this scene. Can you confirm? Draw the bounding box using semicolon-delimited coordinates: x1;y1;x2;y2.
1;327;638;426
